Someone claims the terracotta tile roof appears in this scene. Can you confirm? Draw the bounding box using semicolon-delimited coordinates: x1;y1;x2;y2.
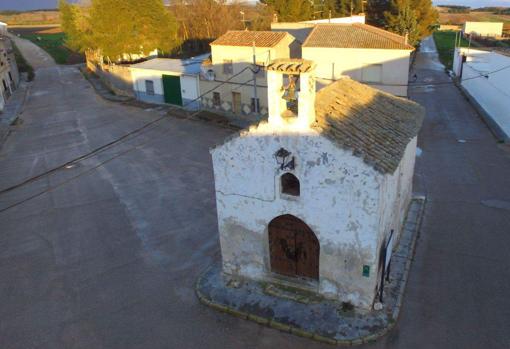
266;58;315;74
313;78;424;173
302;24;415;50
210;31;290;48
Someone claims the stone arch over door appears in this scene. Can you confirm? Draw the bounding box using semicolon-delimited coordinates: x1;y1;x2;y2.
268;214;319;280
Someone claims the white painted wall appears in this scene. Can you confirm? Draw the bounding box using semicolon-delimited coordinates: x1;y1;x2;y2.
130;67;200;109
200;37;293;119
302;47;411;96
211;128;383;309
0;22;7;36
453;47;510;140
211;66;418;309
463;22;503;37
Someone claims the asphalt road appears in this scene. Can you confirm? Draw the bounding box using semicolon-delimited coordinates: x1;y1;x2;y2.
0;37;509;348
8;33;56;69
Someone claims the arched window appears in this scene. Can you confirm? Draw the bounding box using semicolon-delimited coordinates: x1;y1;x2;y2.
281;173;300;196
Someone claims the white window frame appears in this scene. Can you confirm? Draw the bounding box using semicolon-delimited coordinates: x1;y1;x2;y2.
361;64;383;84
145;80;155;96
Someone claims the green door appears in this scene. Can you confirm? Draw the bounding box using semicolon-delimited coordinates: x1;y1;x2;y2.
162;75;183;106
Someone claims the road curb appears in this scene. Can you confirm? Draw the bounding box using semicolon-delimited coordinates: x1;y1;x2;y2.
195;197;426;346
454;81;508;143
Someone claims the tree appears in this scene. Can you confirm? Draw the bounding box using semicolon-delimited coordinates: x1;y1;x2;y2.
260;0;314;22
367;0;391;27
60;0;180;61
412;0;438;39
368;0;437;45
87;0;179;60
59;0;89;52
170;0;246;55
384;0;420;44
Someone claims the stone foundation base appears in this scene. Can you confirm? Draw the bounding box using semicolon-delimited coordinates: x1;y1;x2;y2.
195;197;426;345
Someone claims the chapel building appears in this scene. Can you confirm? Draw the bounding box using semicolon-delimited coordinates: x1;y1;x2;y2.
210;58;424;309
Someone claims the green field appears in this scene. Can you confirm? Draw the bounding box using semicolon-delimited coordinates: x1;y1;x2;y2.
9;27;85;65
19;32;72;64
433;31;471;70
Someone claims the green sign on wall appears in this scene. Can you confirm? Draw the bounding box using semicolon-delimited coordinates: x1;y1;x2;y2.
362;265;370;277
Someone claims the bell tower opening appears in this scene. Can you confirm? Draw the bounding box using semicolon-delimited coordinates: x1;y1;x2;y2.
281;74;299;118
266;59;316;128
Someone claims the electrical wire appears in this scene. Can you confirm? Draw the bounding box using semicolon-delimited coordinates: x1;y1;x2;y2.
7;59;505;209
0;76;257;214
318;63;510;88
0;65;258;197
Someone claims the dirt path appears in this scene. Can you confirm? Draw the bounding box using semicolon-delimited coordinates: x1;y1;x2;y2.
8;33;56;70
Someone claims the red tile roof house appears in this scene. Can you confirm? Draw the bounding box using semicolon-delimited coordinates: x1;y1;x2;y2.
273;23;415;97
199;31;295;125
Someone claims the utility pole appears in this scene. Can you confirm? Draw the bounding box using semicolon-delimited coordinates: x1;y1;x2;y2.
240;11;246;30
252;41;259;114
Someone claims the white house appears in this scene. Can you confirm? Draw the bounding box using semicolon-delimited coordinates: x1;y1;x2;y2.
199;31;295;122
129;55;208;110
210;59;424;309
462;22;503;38
453;47;510;141
271;15;366;58
301;24;414;97
0;22;7;36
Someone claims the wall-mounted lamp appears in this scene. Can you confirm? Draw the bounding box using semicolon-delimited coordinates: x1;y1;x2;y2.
274;147;295;171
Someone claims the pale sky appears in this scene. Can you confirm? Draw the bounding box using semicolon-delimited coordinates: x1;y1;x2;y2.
0;0;509;11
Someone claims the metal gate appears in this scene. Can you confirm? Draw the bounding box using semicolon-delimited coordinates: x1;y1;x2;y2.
268;214;319;280
162;75;183;106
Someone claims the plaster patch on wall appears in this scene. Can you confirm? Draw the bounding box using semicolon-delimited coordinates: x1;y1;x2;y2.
220;217;266;278
212;131;415;310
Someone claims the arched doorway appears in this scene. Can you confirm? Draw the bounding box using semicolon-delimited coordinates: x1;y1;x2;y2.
268;214;319;280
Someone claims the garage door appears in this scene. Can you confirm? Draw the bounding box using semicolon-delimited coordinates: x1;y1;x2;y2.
162;75;183;106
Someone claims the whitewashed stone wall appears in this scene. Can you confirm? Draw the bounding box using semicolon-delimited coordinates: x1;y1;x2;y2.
211;122;416;309
211;61;418;309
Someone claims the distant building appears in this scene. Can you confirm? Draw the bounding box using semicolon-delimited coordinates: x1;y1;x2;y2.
129;55;208;110
272;22;414;97
453;47;510;141
271;15;367;57
301;24;414;97
199;31;295;123
462;22;503;38
0;22;7;36
210;59;424;309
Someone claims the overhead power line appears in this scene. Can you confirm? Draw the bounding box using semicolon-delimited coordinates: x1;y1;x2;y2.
0;65;258;198
320;63;510;88
0;75;258;214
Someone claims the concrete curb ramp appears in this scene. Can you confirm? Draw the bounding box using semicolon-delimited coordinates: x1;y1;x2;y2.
196;197;426;345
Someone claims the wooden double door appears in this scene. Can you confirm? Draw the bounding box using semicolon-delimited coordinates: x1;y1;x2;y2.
268;214;319;280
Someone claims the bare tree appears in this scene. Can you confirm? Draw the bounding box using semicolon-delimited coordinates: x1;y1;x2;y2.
169;0;248;56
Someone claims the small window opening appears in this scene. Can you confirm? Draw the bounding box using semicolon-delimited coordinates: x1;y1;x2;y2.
281;173;300;196
213;92;221;107
145;80;155;95
251;97;260;113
